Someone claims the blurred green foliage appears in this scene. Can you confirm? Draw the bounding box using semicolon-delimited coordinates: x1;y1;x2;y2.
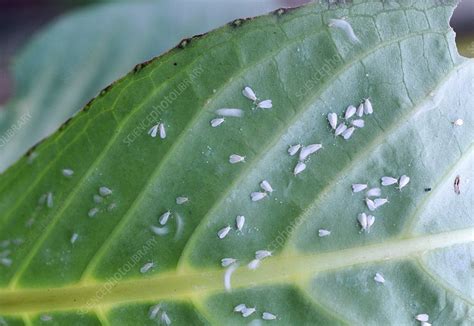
0;0;282;172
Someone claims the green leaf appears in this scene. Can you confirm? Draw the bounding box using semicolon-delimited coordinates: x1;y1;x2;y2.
0;0;281;173
1;0;473;325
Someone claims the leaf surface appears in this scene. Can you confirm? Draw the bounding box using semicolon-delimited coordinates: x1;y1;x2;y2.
0;1;473;325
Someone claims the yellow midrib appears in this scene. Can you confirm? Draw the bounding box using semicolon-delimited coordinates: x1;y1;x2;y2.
0;227;472;315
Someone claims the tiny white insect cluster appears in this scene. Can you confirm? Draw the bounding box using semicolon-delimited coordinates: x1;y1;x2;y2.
242;86;273;110
148;303;171;325
216;214;247;239
288;142;323;176
352;186;381;232
351;173;410;234
209;85;272;128
148;122;166;139
149;196;189;242
353;184;383;230
234;304;277;320
1;237;25;268
250;180;274;202
87;186;116;219
327;99;372;140
357;213;375;233
247;249;272;270
221;250;273;292
0;248;12;267
37;192;54;209
380;175;410;190
234;304;256;318
148;303;161;320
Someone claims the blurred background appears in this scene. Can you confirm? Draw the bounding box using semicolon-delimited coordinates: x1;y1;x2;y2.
0;0;473;173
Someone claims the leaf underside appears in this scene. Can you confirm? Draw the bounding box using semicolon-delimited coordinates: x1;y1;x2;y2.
0;1;473;325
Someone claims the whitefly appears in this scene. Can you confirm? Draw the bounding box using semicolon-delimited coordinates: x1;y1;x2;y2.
229;154;245;164
241;307;256;318
344;105;356;119
176;196;188;205
366;187;381;197
148;124;159;138
365;198;376;211
342;127;355;140
62;169;74;177
260;180;273;193
335;123;347;136
293;162;306;175
352;183;367;193
381;176;398;186
217;226;232;239
299;144;322;161
262;312;277;320
363;98;373;114
251;192;267;202
234;304;246;313
211;118;225;127
159;211;171;225
236;215;245;231
99;186;112;197
255;250;272;260
351;119;365;128
398;175;410;190
318;229;331;237
242;86;257;101
374;198;388;208
374;272;385;284
140;262;154;274
158;123;166;139
288;144;301;156
327;112;337;130
257;100;272;109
